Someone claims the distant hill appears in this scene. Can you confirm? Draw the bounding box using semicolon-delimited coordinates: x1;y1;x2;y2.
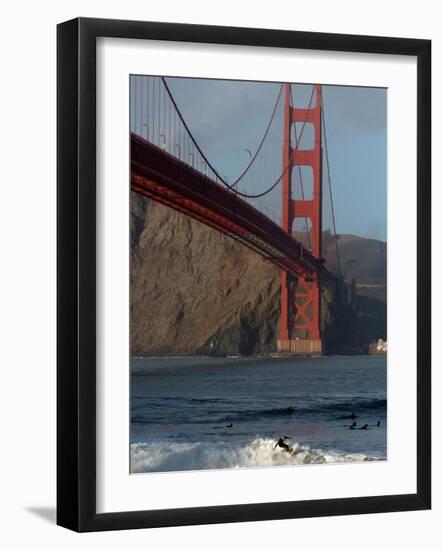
294;230;387;286
325;233;386;287
293;231;387;344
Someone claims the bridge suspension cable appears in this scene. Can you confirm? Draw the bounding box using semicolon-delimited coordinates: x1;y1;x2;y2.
217;85;315;199
224;85;315;199
161;77;284;191
132;76;320;227
161;77;315;201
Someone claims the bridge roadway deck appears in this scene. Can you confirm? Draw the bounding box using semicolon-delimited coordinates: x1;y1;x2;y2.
131;133;323;278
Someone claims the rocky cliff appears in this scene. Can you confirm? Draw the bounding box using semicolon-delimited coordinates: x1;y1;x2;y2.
131;194;386;356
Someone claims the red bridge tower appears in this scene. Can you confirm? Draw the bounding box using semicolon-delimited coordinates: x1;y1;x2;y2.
277;84;323;355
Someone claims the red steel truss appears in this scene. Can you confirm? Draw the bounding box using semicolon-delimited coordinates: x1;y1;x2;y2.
279;84;322;351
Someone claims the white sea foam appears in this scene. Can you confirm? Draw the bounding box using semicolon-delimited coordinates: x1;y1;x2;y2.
130;437;379;473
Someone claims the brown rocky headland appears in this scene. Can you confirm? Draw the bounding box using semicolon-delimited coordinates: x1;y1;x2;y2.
131;194;386;356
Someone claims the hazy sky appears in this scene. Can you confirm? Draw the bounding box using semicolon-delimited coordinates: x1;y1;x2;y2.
161;77;387;242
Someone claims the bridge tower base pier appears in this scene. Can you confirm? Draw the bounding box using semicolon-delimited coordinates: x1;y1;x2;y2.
277;338;322;355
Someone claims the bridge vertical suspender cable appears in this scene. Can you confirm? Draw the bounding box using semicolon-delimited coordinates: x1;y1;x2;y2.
321;86;343;282
161;77;284;190
134;73;318;235
160;76;315;201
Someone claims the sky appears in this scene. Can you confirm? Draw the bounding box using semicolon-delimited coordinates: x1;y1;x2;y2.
133;76;387;242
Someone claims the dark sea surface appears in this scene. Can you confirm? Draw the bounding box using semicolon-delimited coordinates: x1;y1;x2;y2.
130;355;387;473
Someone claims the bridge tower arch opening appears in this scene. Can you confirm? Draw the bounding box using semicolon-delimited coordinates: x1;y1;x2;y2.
278;83;323;355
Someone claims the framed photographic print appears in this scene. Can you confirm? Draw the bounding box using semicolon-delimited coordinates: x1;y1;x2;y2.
57;17;431;532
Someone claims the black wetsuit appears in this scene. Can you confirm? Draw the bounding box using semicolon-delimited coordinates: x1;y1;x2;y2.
276;437;291;452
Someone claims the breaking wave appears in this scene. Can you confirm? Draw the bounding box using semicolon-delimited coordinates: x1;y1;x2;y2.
131;437;382;473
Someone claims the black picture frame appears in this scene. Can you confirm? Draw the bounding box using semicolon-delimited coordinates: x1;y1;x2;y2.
57;17;431;532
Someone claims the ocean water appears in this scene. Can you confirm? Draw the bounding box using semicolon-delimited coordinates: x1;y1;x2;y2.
130;355;387;473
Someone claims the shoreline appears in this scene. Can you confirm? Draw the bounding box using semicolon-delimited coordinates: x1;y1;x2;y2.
131;353;386;373
131;352;386;361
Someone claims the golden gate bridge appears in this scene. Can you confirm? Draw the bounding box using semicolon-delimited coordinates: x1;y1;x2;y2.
130;76;342;355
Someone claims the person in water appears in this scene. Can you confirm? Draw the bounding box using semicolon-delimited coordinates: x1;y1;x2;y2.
274;435;293;453
349;421;357;430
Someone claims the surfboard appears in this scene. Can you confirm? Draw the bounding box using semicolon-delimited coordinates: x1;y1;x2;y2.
289;445;302;456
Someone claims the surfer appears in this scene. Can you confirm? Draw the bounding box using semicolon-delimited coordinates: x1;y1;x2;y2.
377;420;381;427
349;421;357;429
274;435;293;453
213;423;233;429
